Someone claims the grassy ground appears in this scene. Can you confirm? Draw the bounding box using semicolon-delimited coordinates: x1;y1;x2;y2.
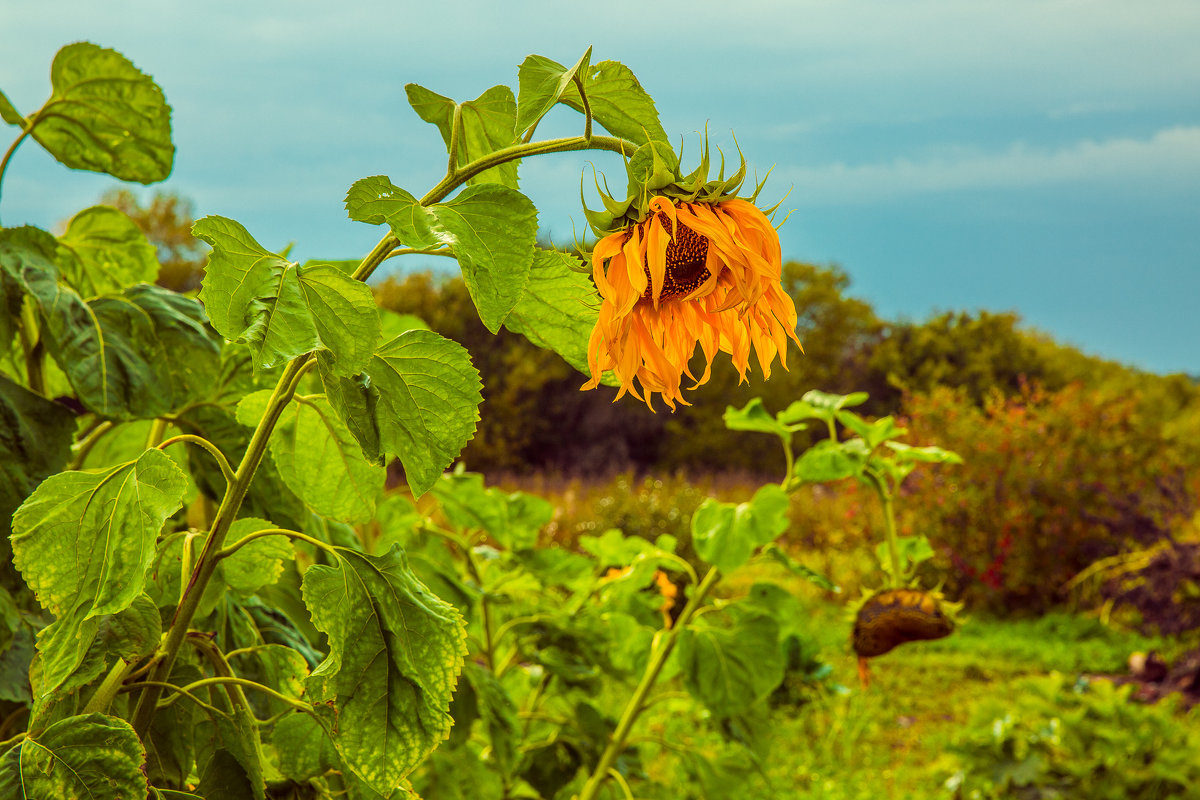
753;599;1192;800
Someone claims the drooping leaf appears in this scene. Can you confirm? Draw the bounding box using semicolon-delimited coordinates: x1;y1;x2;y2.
195;216;379;374
9;234;220;418
431;184;538;332
0;374;76;537
559;60;668;145
34;592;161;703
502;248;616;383
347;177;537;332
0;712;148;799
11;448;188;692
405;84;520;187
25;42;173;183
515;48;592;135
302;546;468;793
55;205;160;296
236;391;384;523
320;330;482;497
691;485;790;573
793;439;864;484
801;389;869;412
676;612;784;717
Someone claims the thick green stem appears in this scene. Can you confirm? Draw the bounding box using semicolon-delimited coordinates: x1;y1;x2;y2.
82;658;134;715
130;356;310;737
576;567;722;800
867;471;903;587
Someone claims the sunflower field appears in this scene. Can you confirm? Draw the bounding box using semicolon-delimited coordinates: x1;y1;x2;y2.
3;41;1200;800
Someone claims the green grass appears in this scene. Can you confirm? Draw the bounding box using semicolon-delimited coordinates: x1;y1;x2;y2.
754;601;1196;800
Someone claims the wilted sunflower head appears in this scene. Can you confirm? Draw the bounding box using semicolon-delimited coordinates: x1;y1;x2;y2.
580;139;802;410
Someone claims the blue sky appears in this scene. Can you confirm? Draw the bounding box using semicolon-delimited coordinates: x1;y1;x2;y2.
2;0;1198;374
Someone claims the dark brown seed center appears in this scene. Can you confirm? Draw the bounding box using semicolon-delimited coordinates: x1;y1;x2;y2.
625;212;711;302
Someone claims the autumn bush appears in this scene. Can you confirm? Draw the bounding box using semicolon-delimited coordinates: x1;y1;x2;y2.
901;383;1197;613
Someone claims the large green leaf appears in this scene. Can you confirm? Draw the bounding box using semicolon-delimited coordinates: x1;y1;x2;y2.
559;60;668;145
55;205;160;296
502;249;616;382
405;84;520;187
5;227;219;418
515;48;592;135
31;592;162;711
320;330;482;497
0;374;75;537
236;391;384;523
302;546;467;793
25;42;172;183
691;485;790;573
435;186;537;332
195;216;380;375
11;449;188;692
346;178;537;332
0;712;148;799
676;612;784;717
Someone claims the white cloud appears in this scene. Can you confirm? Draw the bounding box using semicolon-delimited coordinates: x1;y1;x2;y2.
777;126;1200;203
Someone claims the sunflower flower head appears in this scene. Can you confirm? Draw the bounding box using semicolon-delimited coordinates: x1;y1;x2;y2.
581;138;802;411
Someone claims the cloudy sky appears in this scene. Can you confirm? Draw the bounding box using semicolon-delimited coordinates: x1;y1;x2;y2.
2;0;1198;374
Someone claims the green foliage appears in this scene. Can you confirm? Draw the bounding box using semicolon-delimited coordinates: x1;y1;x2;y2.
196;216;380;375
947;674;1200;799
303;547;468;793
12;449;187;692
0;39;693;800
347;177;539;333
320;329;483;497
0;713;148;799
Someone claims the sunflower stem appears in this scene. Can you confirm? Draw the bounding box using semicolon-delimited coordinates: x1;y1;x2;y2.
575;566;722;800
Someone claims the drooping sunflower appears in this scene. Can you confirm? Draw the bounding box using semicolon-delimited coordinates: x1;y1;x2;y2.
580;141;802;410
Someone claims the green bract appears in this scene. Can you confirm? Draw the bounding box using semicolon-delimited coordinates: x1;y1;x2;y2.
581;135;761;236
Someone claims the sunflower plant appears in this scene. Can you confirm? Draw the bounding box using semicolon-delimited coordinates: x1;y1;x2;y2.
0;42;824;799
